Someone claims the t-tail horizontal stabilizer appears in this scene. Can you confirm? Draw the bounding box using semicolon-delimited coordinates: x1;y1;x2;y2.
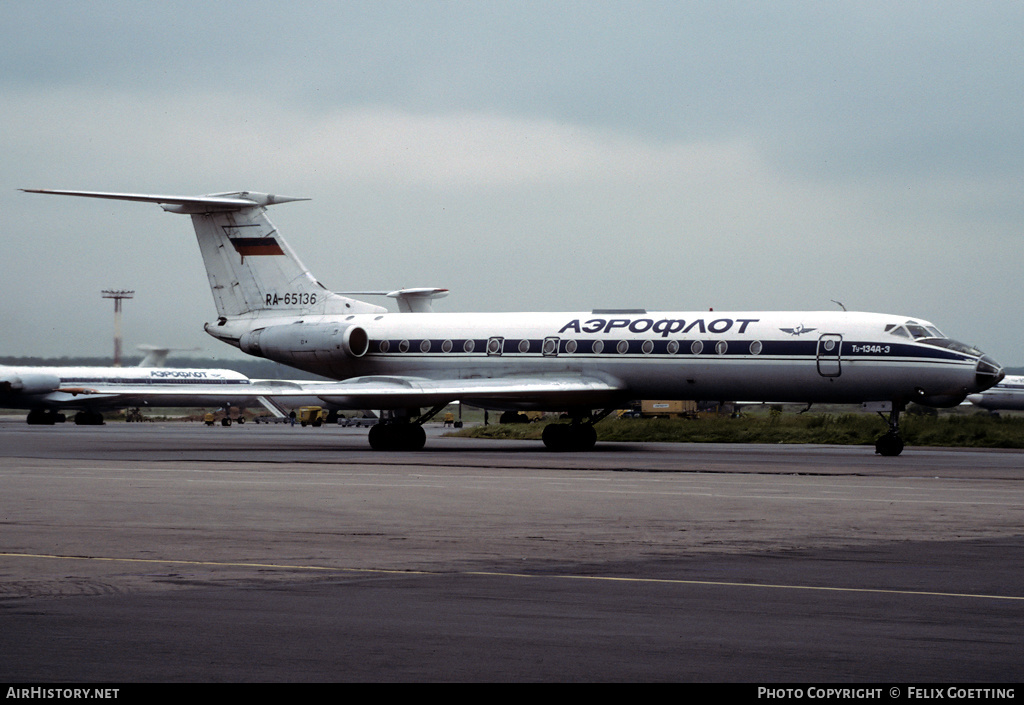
19;189;309;214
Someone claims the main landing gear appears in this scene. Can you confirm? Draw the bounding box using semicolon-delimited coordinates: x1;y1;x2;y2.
26;409;64;425
26;409;104;425
367;404;448;451
74;410;105;425
369;421;427;451
541;409;615;452
874;403;905;457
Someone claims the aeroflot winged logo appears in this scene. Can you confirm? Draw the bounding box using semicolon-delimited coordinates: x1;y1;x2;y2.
229;237;285;262
779;324;817;336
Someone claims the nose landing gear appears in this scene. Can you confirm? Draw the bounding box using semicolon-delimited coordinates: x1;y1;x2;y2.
874;404;905;457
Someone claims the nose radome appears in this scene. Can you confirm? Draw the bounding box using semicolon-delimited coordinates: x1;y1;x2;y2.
974;355;1003;392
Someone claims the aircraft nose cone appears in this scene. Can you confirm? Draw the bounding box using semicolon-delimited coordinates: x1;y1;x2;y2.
975;354;1003;392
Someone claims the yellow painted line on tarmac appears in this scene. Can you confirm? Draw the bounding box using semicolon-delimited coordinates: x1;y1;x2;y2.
464;570;1024;601
3;551;1023;602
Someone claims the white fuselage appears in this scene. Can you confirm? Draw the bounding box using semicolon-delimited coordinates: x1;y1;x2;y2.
0;366;254;411
209;309;999;411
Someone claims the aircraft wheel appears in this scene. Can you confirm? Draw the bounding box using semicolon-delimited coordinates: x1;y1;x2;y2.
543;423;596;452
369;423;426;451
73;411;103;425
27;409;55;425
875;432;904;457
542;423;569;451
401;424;426;451
368;423;387;450
370;425;390;450
576;424;597;451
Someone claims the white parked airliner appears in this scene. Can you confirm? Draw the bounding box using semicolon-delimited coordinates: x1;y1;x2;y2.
0;364;267;425
22;189;1004;455
967;375;1024;412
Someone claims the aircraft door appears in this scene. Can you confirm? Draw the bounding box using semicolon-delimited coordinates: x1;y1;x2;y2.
816;334;842;377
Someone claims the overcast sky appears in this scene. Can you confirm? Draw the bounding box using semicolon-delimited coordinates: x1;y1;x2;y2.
3;1;1022;365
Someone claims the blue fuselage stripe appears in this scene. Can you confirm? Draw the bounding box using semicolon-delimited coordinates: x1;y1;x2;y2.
365;338;971;363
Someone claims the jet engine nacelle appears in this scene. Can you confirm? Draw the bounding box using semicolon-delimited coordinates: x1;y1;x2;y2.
0;373;61;396
239;323;369;364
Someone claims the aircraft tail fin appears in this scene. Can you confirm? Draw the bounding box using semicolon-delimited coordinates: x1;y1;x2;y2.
21;189;386;319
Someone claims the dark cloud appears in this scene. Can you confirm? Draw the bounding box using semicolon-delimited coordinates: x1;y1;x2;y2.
2;1;1022;361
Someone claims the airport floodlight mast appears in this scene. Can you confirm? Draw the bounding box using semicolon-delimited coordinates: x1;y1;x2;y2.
101;289;134;366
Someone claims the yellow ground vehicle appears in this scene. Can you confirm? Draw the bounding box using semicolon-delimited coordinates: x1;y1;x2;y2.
621;400;699;419
643;400;697;418
298;406;326;427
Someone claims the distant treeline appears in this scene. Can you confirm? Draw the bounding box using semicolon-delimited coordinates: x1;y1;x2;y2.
0;356;330;381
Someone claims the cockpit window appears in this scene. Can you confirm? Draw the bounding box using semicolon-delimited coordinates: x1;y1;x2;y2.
887;321;982;355
921;337;985;357
891;321;946;341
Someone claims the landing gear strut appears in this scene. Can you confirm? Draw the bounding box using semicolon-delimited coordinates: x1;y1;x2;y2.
874;404;905;457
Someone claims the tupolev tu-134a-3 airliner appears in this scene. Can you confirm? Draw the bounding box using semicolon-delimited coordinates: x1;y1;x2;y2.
22;189;1003;455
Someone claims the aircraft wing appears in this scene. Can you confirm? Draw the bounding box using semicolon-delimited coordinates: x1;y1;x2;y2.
36;374;625;412
293;374;628;411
